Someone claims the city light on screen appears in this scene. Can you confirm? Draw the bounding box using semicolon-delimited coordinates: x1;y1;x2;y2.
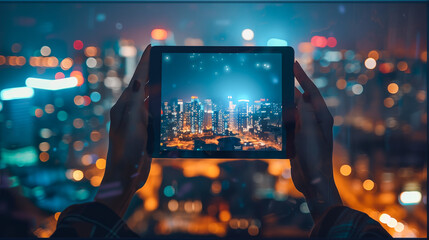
160;53;282;151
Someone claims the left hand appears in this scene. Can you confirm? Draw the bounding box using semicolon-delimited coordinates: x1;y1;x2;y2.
94;45;152;218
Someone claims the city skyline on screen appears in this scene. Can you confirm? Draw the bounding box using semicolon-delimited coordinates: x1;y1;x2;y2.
160;53;283;151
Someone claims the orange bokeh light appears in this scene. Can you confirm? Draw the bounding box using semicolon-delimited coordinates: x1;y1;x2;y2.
71;71;84;86
151;28;168;40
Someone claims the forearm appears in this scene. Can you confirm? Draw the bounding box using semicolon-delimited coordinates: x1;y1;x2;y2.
310;205;392;238
52;202;139;238
304;180;343;224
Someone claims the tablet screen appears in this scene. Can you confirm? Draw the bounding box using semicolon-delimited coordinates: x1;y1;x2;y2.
160;52;283;152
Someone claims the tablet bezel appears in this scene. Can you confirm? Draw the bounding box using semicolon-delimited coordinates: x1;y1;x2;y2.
148;46;294;159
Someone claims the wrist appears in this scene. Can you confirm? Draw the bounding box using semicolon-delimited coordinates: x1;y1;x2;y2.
94;181;132;218
304;181;343;223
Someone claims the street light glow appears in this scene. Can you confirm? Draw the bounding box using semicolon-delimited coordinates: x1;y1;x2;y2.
26;77;79;90
0;87;34;101
399;191;422;205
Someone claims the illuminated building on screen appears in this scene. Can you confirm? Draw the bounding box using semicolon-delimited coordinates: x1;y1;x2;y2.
237;99;249;133
160;96;282;151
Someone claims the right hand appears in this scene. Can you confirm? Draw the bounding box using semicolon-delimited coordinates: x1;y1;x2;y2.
290;61;342;223
94;45;152;218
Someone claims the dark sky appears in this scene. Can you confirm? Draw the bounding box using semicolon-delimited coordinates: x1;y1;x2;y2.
161;53;282;103
0;2;426;89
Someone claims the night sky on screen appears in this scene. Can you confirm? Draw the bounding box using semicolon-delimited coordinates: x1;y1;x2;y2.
161;53;282;103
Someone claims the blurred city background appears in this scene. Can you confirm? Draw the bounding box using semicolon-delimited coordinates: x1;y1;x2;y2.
0;1;427;238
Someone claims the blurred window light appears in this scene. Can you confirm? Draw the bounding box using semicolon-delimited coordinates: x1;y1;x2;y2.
95;158;106;169
387;217;398;228
40;128;52;138
44;104;54;114
340;164;352;176
363;179;375;191
39;142;50;152
26;77;78;90
168;199;179;211
119;45;137;57
352;84;364;95
364;58;377;69
420;51;427;62
84;46;98;57
163;185;175;197
40;46;51;56
151;28;168;41
57;110;68;121
219;210;231;222
70;71;85;86
1;87;34;101
399;191;422;205
384;97;395;108
60;57;73;70
55;72;65;79
397;61;408;71
184;38;204;46
298;42;314;53
144;197;158;211
395;222;405;232
72;170;84;181
242;29;254;41
90;176;102;187
0;55;6;65
73;40;84;50
90;92;101;102
368;50;379;60
267;38;287;46
387;83;399;94
96;13;106;22
379;62;394;74
1;146;38;166
39;152;49;162
336;78;347;90
11;43;22;53
311;36;327;48
379;213;390;223
327;37;337;47
323;51;342;62
86;57;97;68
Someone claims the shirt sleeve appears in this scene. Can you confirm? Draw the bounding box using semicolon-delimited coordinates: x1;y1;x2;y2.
51;202;139;238
310;205;392;238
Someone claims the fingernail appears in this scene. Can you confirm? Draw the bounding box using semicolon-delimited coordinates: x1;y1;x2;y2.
133;81;141;92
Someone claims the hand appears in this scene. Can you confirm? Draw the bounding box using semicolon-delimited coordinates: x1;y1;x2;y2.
94;45;152;217
290;61;342;223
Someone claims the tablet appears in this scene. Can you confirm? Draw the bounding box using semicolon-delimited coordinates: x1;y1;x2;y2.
148;46;294;159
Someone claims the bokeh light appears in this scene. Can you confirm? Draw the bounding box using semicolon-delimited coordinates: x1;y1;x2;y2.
95;158;106;169
40;46;51;56
151;28;168;40
72;170;84;181
241;29;254;41
73;40;84;50
364;58;377;69
340;164;352;176
387;83;399;94
363;179;375;191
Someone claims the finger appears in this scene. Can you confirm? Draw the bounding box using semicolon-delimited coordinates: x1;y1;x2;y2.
110;87;133;129
294;87;302;105
129;44;151;91
294;61;333;139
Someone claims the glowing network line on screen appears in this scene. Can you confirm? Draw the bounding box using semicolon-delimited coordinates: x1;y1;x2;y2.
25;77;78;90
0;87;34;101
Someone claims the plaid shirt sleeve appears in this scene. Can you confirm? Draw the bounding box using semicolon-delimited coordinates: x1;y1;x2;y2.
310;205;392;238
51;202;139;238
